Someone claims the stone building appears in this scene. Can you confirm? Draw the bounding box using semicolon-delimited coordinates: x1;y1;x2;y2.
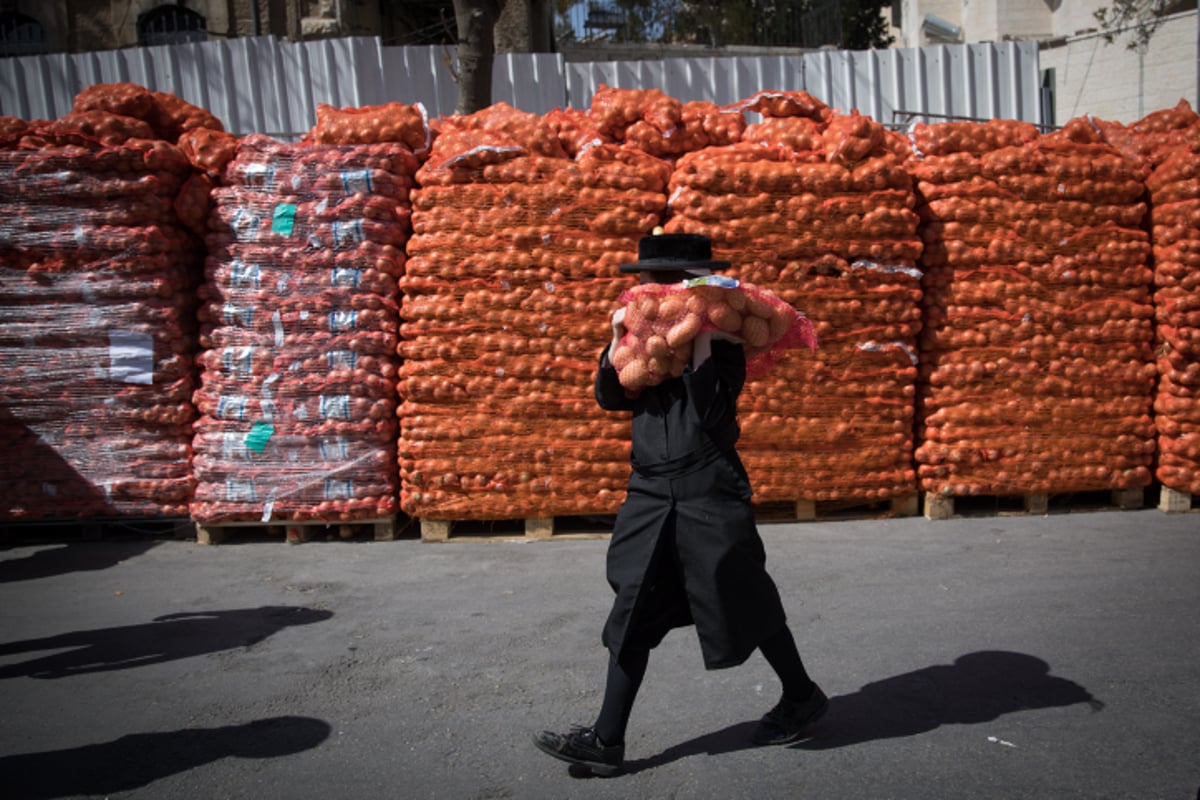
0;0;555;56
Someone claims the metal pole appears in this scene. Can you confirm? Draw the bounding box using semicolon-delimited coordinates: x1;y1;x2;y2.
1139;42;1146;120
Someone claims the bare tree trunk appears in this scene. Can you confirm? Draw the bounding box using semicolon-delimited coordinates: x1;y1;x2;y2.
452;0;502;115
496;0;554;53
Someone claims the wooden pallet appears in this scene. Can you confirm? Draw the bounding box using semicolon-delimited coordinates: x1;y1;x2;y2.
924;488;1146;521
755;494;920;524
194;516;405;545
1158;486;1200;513
421;496;924;541
419;515;615;543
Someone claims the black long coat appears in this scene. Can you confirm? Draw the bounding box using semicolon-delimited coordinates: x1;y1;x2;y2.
595;339;788;669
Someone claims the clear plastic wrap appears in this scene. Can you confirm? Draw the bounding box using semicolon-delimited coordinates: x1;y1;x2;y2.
0;133;202;520
190;134;414;523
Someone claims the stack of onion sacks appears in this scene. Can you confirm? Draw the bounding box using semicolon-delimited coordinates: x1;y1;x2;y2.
911;116;1156;498
1095;103;1200;498
612;277;815;392
1092;100;1199;175
68;81;234;238
0;85;210;520
399;102;671;520
664;90;924;506
1143;126;1200;496
191;118;423;524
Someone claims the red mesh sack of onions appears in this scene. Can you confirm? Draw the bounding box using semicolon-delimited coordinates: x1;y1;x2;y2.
612;276;817;391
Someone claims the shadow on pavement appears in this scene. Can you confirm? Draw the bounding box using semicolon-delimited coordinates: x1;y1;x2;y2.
611;650;1101;774
0;716;332;799
0;606;333;679
0;540;161;583
616;721;761;775
793;650;1104;750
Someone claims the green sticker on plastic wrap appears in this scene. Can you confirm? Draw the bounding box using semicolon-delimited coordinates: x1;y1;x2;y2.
271;203;297;235
244;421;275;453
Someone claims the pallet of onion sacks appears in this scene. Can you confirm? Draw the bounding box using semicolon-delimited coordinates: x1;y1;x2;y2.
0;83;222;523
664;90;925;517
399;102;647;540
398;91;753;541
908;116;1157;519
1093;100;1200;514
190;102;428;542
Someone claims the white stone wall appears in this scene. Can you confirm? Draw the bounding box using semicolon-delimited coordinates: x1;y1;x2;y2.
894;1;1168;45
892;0;960;47
993;0;1052;41
1050;2;1105;39
1041;11;1198;124
890;1;1198;124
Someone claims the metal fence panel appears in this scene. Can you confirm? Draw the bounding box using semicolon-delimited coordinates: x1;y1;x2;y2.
0;35;1042;135
381;44;458;119
873;41;1041;126
566;53;809;108
494;51;567;114
564;41;1040;126
0;52;62;119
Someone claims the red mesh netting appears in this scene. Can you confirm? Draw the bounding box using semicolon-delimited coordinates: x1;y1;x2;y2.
72;81;226;144
58;82;229;246
71;82;160;122
191;132;418;523
587;85;746;158
664;93;923;504
308;102;431;154
1092;99;1200;174
611;278;816;391
911;116;1156;497
147;90;225;141
178;127;239;177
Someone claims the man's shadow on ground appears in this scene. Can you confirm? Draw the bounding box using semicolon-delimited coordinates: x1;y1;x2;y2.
615;650;1102;774
0;540;162;583
0;716;332;799
0;606;333;679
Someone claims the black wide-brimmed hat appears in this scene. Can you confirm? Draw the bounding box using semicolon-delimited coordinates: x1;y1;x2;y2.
619;233;730;273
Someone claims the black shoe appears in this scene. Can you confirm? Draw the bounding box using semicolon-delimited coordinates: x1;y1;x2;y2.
752;685;829;745
532;725;624;776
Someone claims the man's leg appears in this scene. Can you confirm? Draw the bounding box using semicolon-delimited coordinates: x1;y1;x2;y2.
531;647;648;775
758;626;816;701
753;626;827;745
594;646;650;746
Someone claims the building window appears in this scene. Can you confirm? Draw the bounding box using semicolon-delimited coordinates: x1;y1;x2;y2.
0;11;47;57
1040;67;1056;130
137;5;208;46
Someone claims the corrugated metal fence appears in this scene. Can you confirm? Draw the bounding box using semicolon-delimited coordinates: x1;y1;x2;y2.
569;41;1041;126
0;35;1041;136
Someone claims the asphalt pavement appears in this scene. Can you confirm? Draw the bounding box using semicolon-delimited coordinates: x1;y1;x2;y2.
0;508;1198;800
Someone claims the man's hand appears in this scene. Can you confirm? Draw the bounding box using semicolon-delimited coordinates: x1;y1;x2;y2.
691;329;743;368
692;329;713;367
611;307;627;339
608;307;627;361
